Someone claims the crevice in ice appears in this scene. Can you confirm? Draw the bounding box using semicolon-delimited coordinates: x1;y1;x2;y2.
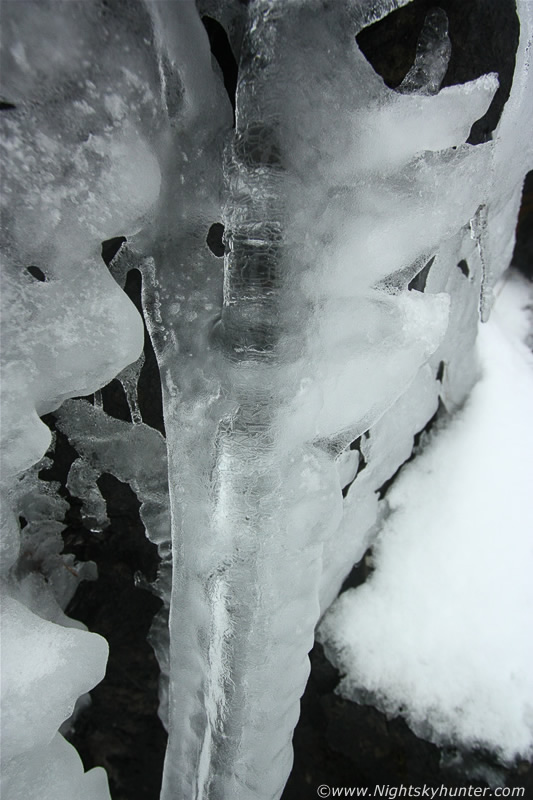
101;237;127;267
512;170;533;282
202;15;238;118
339;548;375;595
341;436;368;499
436;360;446;383
457;258;470;278
375;252;436;295
376;398;447;500
0;101;16;111
96;263;165;435
129;269;165;436
26;265;47;282
114;272;149;424
137;328;165;436
356;0;519;143
100;379;133;425
206;222;226;257
408;255;435;293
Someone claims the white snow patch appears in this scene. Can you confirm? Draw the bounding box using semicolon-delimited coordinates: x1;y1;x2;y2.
318;271;533;764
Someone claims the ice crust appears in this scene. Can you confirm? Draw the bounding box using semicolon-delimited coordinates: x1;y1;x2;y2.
0;1;532;799
0;592;109;797
318;273;533;763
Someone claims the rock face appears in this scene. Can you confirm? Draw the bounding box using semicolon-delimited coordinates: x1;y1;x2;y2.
1;2;531;799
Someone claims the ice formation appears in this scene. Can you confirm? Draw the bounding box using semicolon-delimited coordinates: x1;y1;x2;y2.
318;272;533;764
0;1;532;799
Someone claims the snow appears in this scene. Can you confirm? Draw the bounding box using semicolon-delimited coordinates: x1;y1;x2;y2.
318;271;533;764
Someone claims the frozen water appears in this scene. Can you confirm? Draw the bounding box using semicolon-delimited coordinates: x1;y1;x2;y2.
0;0;532;798
397;8;451;96
318;272;533;763
1;3;155;798
0;592;109;797
55;399;172;727
66;459;109;533
2;733;111;800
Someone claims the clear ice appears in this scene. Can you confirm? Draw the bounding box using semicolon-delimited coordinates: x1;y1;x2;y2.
1;1;532;799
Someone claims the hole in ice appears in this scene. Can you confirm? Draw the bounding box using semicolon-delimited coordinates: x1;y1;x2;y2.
206;222;225;257
26;265;47;282
340;547;375;594
101;236;127;267
457;259;470;278
201;16;238;118
408;256;434;293
356;1;451;91
0;100;17;111
436;360;446;382
356;0;519;143
18;515;28;530
100;380;132;424
341;436;368;498
137;330;165;436
349;436;366;456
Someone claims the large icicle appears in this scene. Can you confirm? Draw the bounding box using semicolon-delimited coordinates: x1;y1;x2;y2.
139;2;502;798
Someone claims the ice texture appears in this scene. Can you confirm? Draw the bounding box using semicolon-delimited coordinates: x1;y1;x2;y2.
318;272;533;763
1;3;154;798
55;399;172;727
0;0;152;481
0;592;109;798
143;2;525;797
2;733;111;800
0;0;532;798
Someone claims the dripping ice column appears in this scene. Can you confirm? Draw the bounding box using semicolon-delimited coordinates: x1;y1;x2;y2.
149;3;339;798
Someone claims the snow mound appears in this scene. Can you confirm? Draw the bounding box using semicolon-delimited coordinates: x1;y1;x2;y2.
318;271;533;764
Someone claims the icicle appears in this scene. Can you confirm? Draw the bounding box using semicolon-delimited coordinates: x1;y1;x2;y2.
398;8;451;96
470;204;493;323
117;352;145;425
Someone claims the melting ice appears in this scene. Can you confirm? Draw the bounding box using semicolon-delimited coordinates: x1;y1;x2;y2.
1;1;532;799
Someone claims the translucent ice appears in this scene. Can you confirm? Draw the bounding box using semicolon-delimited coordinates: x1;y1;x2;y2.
0;592;109;797
2;733;111;800
1;3;155;797
1;0;532;798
